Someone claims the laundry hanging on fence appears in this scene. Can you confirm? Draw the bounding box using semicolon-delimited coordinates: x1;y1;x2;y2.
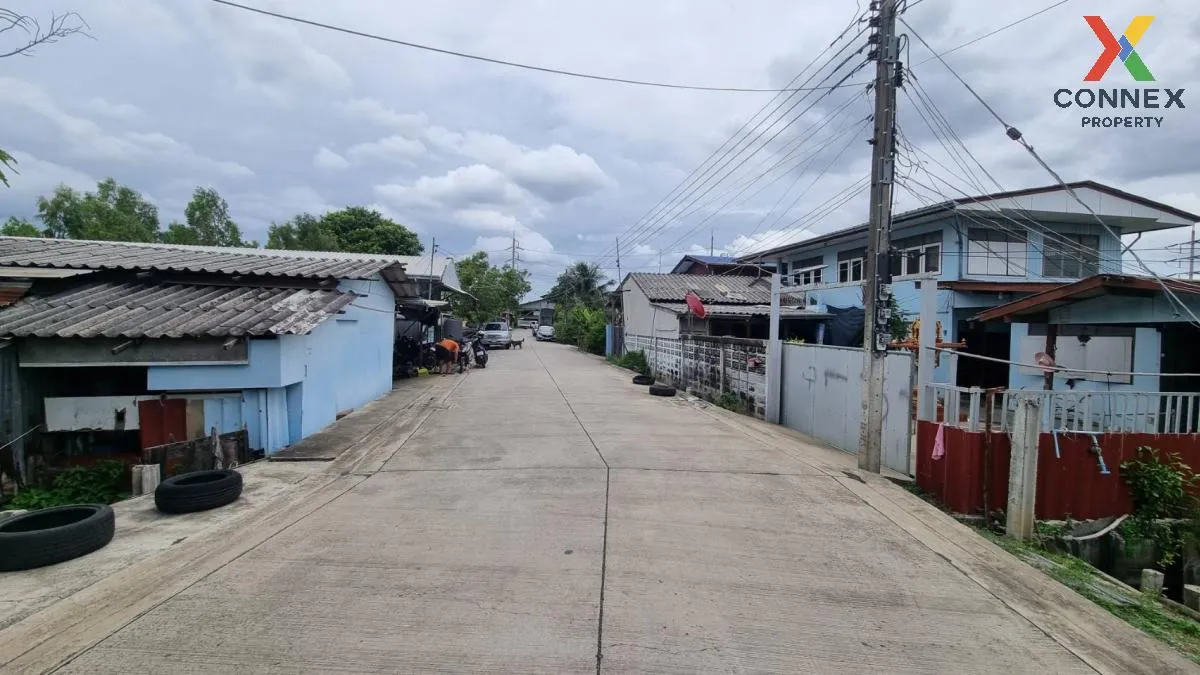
931;423;946;460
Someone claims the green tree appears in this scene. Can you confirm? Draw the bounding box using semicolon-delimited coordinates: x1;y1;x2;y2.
0;149;14;188
266;213;340;251
266;207;422;256
548;262;610;309
158;187;247;246
0;216;40;237
452;251;531;325
36;178;160;242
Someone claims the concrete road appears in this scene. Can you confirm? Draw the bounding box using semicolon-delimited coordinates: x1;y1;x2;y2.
6;337;1194;673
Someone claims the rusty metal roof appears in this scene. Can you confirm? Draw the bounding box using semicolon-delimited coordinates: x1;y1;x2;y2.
0;237;403;280
0;282;359;338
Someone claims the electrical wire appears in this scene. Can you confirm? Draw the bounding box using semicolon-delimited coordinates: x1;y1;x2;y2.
207;0;859;94
900;15;1200;327
592;9;871;264
649;94;873;258
611;59;871;260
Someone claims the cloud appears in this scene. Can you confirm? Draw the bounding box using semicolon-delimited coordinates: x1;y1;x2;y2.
376;164;534;212
0;77;252;179
505;144;615;202
85;98;146;123
453;208;523;233
345;135;427;164
337;98;428;132
0;150;98;210
313;146;350;171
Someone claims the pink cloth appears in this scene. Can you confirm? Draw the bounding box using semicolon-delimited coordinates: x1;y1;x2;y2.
931;423;946;460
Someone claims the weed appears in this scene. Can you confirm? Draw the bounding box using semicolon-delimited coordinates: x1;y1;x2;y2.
5;460;129;510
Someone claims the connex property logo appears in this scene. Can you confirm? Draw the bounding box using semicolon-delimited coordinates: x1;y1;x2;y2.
1053;15;1185;129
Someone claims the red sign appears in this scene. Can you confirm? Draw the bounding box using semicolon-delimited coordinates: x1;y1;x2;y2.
685;291;706;318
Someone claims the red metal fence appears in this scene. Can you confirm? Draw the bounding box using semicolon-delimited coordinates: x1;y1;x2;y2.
915;420;1200;520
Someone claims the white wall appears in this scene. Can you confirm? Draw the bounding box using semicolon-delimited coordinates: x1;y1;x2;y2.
622;281;681;339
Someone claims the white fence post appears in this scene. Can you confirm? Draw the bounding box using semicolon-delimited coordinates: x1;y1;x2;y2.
765;273;782;424
916;279;937;421
1007;395;1042;540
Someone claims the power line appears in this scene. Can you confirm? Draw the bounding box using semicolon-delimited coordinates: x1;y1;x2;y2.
592;9;871;264
899;15;1200;327
208;0;860;94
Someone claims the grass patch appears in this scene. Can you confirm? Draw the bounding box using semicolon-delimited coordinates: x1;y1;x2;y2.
979;528;1200;664
607;350;650;376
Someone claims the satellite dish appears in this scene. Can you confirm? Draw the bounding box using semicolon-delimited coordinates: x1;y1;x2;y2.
685;291;707;319
1034;352;1056;371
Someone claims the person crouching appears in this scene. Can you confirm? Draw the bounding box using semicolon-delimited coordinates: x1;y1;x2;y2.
435;337;460;375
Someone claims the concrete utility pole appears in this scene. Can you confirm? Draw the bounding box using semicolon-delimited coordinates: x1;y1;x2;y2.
428;237;437;300
615;237;622;282
1191;224;1195;280
859;0;901;473
510;231;518;269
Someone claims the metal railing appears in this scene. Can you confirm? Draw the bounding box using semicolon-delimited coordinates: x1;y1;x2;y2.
923;384;1200;435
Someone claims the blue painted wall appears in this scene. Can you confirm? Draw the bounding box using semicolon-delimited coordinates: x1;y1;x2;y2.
1006;324;1160;393
771;213;1131;384
147;276;396;455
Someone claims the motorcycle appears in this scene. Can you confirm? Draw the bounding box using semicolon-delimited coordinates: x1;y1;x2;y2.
471;335;488;369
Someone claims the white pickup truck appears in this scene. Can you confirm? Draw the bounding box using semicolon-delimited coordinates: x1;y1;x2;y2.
481;321;512;349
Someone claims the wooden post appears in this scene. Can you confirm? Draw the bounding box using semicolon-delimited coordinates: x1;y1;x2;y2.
1043;324;1057;390
1006;395;1042;540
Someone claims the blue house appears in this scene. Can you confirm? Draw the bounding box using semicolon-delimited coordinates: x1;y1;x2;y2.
0;237;415;460
735;181;1199;389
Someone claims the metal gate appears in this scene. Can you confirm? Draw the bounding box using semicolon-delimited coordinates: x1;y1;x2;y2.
780;343;913;475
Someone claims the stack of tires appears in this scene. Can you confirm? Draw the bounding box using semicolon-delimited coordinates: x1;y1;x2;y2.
631;374;676;397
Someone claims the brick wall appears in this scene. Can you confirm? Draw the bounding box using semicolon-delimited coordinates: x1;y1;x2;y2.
625;334;767;417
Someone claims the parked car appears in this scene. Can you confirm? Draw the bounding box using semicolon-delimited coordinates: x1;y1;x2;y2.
536;324;555;341
481;321;513;349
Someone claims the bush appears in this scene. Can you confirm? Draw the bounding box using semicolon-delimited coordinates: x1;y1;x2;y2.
5;460;129;510
610;350;650;376
557;305;607;355
1120;446;1200;567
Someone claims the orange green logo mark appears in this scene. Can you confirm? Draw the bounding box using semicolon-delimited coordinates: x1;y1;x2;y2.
1084;15;1155;82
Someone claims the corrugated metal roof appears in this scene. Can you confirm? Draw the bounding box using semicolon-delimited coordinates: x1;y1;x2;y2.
0;237;402;280
0;281;30;307
627;273;794;304
652;302;827;319
0;282;358;338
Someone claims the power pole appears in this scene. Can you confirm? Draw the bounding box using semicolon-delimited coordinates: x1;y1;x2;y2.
658;249;663;273
615;236;622;282
859;0;901;474
428;237;437;300
1190;224;1195;280
510;231;518;269
710;230;715;257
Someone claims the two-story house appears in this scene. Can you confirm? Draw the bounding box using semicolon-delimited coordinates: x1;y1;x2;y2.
735;181;1199;389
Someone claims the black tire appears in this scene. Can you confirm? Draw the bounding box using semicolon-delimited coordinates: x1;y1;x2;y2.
155;469;243;514
0;504;115;572
649;384;677;397
632;374;654;385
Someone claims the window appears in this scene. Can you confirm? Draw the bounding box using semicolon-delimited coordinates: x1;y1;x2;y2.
967;228;1028;276
778;260;790;276
792;256;824;286
1042;233;1100;278
891;232;942;277
837;248;866;283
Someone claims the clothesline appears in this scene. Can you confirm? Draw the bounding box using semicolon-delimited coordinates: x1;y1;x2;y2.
925;345;1200;379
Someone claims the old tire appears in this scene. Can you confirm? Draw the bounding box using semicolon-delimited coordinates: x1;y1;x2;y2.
632;374;654;385
155;469;243;514
649;384;676;397
0;504;115;572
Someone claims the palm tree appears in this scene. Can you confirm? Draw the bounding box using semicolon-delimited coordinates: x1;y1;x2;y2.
549;262;611;308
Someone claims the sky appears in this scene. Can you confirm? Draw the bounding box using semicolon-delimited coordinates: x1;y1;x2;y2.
0;0;1197;296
